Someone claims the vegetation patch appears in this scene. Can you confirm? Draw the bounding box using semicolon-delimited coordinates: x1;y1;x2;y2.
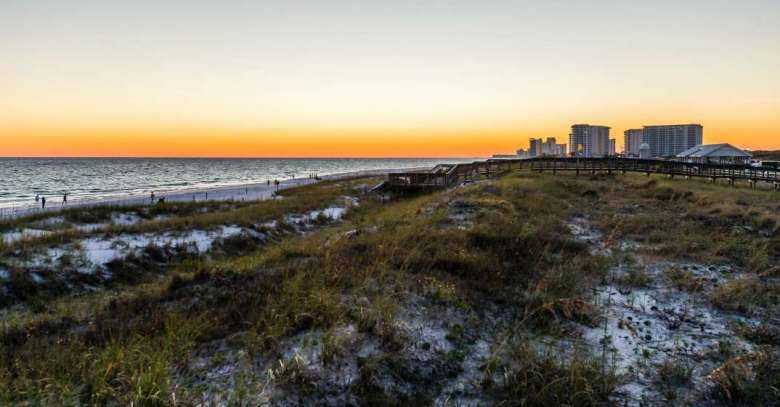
1;171;778;405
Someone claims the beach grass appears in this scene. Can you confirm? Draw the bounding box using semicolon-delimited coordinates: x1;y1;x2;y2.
1;171;778;404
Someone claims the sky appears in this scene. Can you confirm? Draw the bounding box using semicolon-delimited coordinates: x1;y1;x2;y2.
1;0;778;157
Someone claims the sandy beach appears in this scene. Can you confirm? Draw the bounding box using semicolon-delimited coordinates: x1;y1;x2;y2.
0;167;429;220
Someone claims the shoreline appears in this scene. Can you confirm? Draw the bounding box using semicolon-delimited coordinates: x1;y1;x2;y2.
0;167;429;220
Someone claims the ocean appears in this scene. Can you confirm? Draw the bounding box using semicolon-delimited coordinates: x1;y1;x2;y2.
0;157;476;209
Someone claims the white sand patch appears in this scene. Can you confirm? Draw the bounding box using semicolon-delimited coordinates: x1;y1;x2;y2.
12;225;250;273
75;223;109;232
1;228;51;244
582;262;755;405
111;212;142;225
568;215;757;404
284;207;348;227
567;216;611;256
562;215;765;404
33;216;67;228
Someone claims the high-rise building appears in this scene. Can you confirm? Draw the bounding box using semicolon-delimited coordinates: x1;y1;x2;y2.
541;137;558;156
642;124;703;157
609;139;616;156
569;124;611;157
556;143;567;157
624;129;643;157
528;138;543;157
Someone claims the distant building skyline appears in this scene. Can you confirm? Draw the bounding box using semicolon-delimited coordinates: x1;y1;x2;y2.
642;124;703;157
569;124;611;157
525;137;566;158
519;122;711;159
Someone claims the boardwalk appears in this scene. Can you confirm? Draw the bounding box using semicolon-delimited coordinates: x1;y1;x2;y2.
384;157;780;190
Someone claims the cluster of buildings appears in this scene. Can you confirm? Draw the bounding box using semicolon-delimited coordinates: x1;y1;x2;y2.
510;123;751;163
516;137;567;159
624;124;703;158
515;124;618;159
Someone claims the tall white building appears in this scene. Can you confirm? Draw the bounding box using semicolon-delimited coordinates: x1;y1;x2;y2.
528;138;542;157
569;124;611;157
624;129;643;157
642;124;703;157
609;139;616;156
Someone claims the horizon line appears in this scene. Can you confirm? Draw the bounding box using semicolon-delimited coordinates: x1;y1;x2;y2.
0;155;488;160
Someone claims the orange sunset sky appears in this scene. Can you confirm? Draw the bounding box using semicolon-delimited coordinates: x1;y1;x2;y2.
1;1;779;157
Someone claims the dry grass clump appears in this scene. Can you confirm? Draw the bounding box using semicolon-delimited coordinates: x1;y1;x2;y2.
490;337;618;406
587;174;780;269
665;266;706;292
709;276;780;314
706;349;780;405
655;358;694;401
614;264;653;288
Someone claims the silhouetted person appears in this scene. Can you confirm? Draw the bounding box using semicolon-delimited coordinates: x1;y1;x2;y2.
35;194;39;203
267;180;270;187
150;191;155;204
274;179;280;191
62;193;67;205
41;197;46;209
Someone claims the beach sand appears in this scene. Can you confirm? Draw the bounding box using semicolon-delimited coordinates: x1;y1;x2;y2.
0;167;428;220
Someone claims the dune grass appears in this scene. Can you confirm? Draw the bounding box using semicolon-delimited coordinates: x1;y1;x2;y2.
0;171;778;404
0;177;379;258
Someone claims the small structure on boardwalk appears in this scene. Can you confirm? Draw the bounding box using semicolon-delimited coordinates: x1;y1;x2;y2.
676;143;752;164
639;143;652;159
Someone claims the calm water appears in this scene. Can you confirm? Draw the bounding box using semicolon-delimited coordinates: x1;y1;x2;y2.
0;158;476;208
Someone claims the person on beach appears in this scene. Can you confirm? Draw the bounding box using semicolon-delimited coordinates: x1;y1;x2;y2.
274;179;280;191
267;180;270;187
35;194;39;203
41;196;46;209
62;193;67;205
150;191;155;204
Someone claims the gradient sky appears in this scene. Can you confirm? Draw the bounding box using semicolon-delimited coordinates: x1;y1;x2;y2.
1;0;778;157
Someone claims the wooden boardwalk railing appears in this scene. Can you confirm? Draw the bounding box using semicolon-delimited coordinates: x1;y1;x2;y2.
384;157;780;190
